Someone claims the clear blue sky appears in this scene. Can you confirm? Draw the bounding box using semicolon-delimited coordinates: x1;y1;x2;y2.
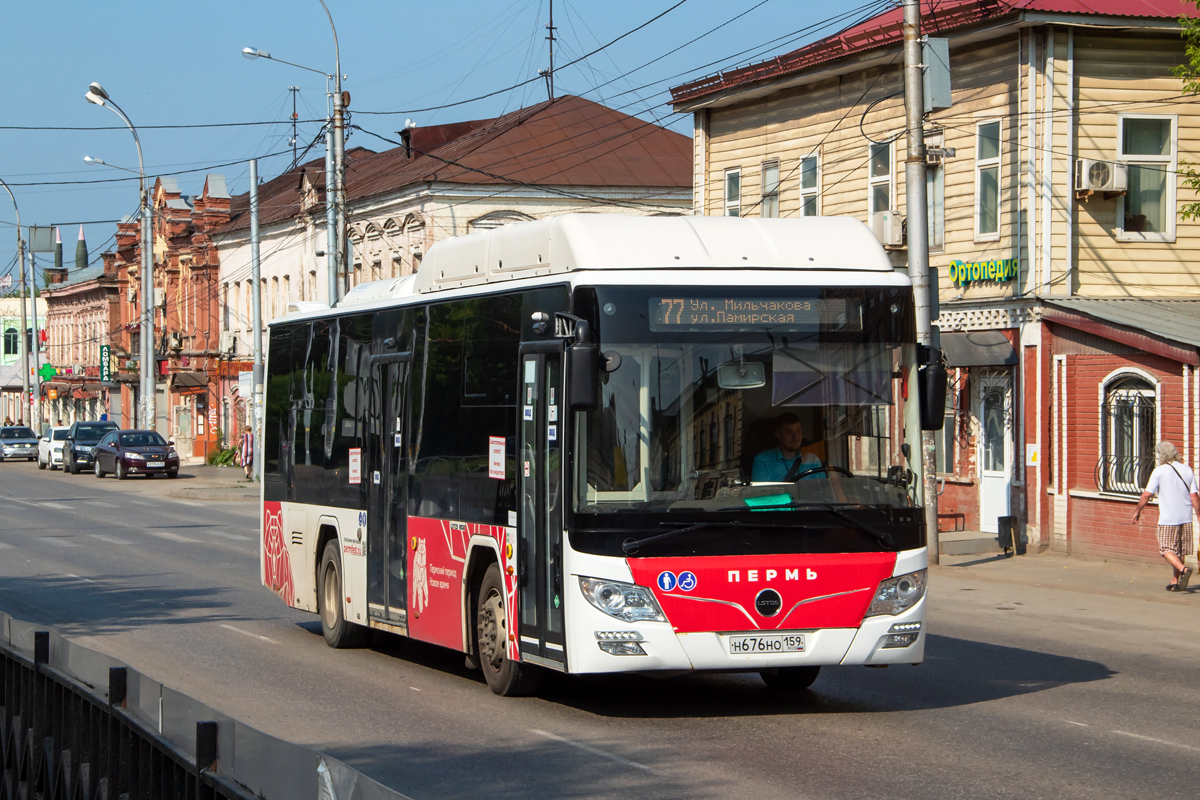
0;0;885;280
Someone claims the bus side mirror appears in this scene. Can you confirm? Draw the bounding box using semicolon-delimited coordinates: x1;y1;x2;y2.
567;320;600;411
918;347;947;431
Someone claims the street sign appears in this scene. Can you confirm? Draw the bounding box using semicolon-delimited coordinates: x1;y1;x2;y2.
48;388;58;400
28;226;54;253
99;345;111;382
37;364;56;382
0;275;10;289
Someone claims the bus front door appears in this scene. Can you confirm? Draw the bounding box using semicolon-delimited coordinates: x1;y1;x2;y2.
367;358;410;628
517;347;567;668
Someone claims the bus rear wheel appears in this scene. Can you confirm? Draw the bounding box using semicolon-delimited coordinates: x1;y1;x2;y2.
760;666;821;690
318;540;368;649
477;564;540;696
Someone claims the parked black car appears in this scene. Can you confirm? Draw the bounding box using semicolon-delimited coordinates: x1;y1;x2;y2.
62;420;120;474
0;426;39;461
93;429;180;479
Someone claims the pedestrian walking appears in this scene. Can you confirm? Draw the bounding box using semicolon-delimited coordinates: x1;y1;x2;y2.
239;424;254;480
2;416;11;426
1132;441;1199;591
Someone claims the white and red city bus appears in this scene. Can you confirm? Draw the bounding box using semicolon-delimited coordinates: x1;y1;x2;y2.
260;214;943;695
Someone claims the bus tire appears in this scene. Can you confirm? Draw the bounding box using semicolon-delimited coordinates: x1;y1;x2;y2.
477;564;540;697
318;540;368;649
759;666;820;690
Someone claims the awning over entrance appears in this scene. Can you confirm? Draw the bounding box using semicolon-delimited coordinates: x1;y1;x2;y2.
172;371;209;396
940;331;1018;367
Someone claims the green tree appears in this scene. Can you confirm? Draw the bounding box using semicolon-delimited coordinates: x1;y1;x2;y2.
1174;4;1200;219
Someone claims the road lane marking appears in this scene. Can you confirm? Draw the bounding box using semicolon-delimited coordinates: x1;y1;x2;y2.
207;531;252;542
1112;730;1200;752
91;535;132;545
0;543;12;550
220;624;275;643
410;687;421;692
1066;721;1089;727
85;501;117;508
146;531;199;543
175;500;202;507
65;574;96;583
43;538;77;547
128;499;155;507
529;729;659;774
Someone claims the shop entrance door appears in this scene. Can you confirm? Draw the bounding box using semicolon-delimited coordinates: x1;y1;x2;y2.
979;375;1012;534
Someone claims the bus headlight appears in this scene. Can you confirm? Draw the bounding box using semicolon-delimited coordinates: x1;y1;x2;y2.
866;569;926;617
578;577;665;623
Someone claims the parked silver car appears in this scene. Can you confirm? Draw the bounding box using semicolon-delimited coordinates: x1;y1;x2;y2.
0;426;39;461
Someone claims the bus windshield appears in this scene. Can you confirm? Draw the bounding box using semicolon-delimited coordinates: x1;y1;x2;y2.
573;286;925;537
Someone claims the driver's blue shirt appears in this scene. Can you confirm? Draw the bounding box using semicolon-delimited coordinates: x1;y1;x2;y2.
751;447;822;482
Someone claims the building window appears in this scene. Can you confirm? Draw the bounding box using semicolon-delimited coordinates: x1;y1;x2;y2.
868;143;891;216
724;169;741;217
975;120;1001;239
935;377;957;474
4;327;17;356
1099;376;1156;495
760;161;780;218
798;155;819;216
1118;115;1176;241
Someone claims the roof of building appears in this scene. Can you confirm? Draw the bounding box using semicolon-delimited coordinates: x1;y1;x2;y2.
671;0;1200;107
217;95;692;235
43;265;106;294
1042;297;1200;350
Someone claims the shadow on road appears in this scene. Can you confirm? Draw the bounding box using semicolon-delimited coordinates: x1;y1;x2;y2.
0;574;242;636
316;623;1115;721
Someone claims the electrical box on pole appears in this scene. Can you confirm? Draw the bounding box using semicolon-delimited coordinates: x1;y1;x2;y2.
922;37;952;114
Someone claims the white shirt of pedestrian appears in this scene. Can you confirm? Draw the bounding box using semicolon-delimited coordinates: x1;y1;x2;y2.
1144;463;1199;526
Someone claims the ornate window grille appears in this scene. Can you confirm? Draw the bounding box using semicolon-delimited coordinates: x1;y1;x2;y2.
1097;377;1155;494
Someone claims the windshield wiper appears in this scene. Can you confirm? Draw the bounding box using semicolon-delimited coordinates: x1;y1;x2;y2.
716;502;896;549
622;521;752;555
810;505;895;549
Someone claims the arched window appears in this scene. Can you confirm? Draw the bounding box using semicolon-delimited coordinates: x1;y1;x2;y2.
1099;375;1156;494
3;327;16;356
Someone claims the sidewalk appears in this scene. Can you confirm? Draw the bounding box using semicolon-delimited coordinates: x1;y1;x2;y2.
935;549;1200;606
162;463;258;502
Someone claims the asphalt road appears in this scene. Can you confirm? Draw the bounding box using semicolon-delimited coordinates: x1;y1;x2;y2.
1;461;1197;799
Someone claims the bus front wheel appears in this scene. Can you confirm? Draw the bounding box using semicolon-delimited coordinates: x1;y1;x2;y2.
318;540;368;649
477;564;540;696
760;666;821;690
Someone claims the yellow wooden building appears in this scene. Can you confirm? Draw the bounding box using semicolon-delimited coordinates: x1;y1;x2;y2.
672;0;1200;563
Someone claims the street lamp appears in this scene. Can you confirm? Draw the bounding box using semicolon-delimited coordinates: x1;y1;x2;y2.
0;176;37;426
241;0;345;308
85;81;155;432
83;155;141;175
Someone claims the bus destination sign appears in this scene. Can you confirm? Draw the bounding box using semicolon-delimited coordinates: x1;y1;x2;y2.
649;297;841;331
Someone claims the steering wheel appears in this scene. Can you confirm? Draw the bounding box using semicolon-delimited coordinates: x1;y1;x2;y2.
784;464;855;482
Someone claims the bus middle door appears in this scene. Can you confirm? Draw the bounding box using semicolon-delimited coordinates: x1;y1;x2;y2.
367;354;410;629
516;344;566;669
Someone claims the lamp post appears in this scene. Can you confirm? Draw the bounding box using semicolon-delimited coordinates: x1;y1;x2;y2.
0;177;33;425
85;82;154;431
242;0;344;307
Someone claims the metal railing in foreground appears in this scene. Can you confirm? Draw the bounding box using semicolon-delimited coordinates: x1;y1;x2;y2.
0;611;410;800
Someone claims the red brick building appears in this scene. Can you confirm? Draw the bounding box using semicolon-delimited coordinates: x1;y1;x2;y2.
105;173;231;459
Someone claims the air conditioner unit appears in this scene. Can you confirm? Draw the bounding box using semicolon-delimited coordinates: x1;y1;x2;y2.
168;332;183;351
155;293;166;309
219;331;236;354
871;209;905;247
1075;159;1128;192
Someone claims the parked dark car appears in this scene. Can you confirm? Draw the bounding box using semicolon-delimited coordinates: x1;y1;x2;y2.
0;426;39;461
62;420;120;474
93;429;180;479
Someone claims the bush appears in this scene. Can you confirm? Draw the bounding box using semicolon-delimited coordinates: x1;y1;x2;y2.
208;447;237;466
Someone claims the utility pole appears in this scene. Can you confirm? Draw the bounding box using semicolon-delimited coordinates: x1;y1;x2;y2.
289;86;300;168
249;159;264;481
902;0;939;564
0;177;30;425
333;87;348;299
546;0;556;100
29;251;42;427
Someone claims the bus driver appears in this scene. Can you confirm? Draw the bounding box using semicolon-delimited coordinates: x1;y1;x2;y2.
751;412;822;482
